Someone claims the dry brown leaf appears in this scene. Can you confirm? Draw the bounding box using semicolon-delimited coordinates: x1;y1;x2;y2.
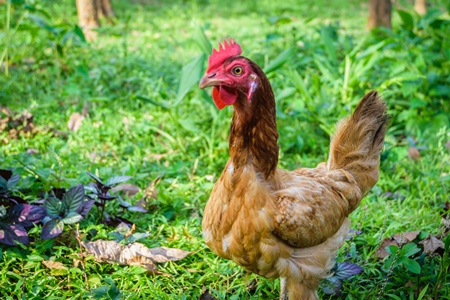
419;235;445;255
82;240;190;273
408;146;421;161
376;238;399;259
42;260;67;270
392;231;420;244
111;183;140;197
42;260;68;275
68;112;84;131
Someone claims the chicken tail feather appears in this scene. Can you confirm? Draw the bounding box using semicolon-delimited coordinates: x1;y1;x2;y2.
327;91;390;206
327;91;389;210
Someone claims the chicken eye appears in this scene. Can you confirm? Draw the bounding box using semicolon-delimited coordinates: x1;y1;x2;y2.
232;66;244;76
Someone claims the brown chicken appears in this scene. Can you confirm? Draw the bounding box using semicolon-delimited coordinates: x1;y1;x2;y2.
199;39;389;299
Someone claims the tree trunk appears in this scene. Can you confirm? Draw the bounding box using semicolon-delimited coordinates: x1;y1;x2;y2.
414;0;427;15
100;0;115;18
367;0;392;30
76;0;100;41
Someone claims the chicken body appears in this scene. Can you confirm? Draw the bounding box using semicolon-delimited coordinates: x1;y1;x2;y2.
200;39;389;299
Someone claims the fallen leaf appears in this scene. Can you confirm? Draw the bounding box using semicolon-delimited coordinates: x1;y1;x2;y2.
82;240;190;273
392;231;420;244
408;146;421;161
42;260;68;275
419;235;445;255
67;112;84;131
111;183;140;197
376;238;398;259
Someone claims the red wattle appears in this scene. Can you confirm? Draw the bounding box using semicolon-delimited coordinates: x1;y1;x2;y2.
212;86;227;110
211;86;238;110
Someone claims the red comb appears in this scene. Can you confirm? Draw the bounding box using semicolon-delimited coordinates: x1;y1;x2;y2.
206;38;242;73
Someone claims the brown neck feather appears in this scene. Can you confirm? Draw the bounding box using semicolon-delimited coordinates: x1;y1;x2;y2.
229;60;279;178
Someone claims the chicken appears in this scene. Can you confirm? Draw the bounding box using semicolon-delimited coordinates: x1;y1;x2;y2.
199;39;389;300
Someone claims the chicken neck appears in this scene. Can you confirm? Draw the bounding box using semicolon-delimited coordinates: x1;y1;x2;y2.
228;61;279;178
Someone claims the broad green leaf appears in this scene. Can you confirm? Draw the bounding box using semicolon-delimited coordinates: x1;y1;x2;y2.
386;245;398;255
193;25;212;55
105;176;132;187
397;9;414;30
62;184;85;213
175;53;206;106
61;212;83;225
45;198;64;217
41;219;64;239
400;243;421;257
401;257;421;274
264;47;294;74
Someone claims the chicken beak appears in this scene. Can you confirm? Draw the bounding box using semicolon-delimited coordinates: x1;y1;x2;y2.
199;74;225;89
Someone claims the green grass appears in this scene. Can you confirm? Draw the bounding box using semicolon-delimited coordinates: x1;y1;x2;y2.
1;0;450;299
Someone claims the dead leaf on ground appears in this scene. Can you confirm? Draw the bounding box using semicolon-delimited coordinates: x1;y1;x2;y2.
419;235;445;256
111;183;140;197
392;231;420;244
67;112;84;131
376;238;399;259
408;146;421;161
42;260;68;275
82;240;190;273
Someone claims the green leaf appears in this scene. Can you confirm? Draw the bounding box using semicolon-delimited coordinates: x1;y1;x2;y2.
72;25;87;44
320;26;337;64
400;243;421;257
397;9;414;30
105;176;132;187
62;184;85;213
61;212;83;225
417;285;429;300
401;257;421;274
178;118;200;133
386;245;398;255
193;24;212;55
45;198;64;217
175;53;206;106
263;47;295;74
